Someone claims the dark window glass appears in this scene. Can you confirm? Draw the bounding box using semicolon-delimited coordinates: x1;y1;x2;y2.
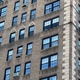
23;0;28;5
78;59;80;70
0;21;4;31
14;1;20;11
0;37;2;45
15;65;21;74
19;29;25;39
27;43;32;55
45;1;60;14
78;39;80;48
40;75;57;80
32;0;37;4
4;68;11;80
28;25;34;36
25;62;31;75
9;32;16;43
12;16;18;26
41;54;58;70
7;49;13;61
21;13;27;22
43;17;59;31
30;9;36;19
0;6;7;16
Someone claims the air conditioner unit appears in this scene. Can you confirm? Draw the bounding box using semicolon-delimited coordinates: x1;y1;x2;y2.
13;73;20;77
22;4;28;7
16;53;22;57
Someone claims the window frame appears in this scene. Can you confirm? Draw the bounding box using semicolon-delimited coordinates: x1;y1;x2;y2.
17;46;23;55
31;0;37;4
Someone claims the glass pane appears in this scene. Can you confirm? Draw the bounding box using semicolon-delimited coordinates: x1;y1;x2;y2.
16;66;21;72
43;38;50;44
53;1;60;7
42;57;49;64
28;44;32;49
49;76;57;80
30;26;34;31
26;69;30;74
11;33;15;38
52;17;59;24
51;55;57;61
26;63;31;69
0;22;4;27
9;50;13;56
5;75;10;80
0;37;2;42
6;69;10;75
52;35;58;41
50;61;57;67
20;30;25;35
44;20;51;26
27;49;32;54
42;63;48;70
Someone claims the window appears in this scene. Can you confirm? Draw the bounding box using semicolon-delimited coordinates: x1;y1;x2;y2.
45;1;60;14
40;75;57;80
78;21;80;29
78;39;80;48
15;65;21;74
23;0;28;5
30;9;36;19
42;35;58;50
78;5;80;14
19;29;25;39
0;21;4;31
44;17;59;31
7;49;13;61
21;13;27;22
78;59;80;70
4;68;11;80
14;1;20;11
17;46;23;55
9;32;16;43
12;16;18;26
25;62;31;75
27;43;33;55
32;0;37;4
28;25;34;36
0;37;2;45
0;6;7;16
41;54;58;70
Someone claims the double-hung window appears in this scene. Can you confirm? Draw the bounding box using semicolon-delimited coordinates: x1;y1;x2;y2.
19;29;25;39
14;1;20;11
40;75;57;80
25;62;31;75
41;54;58;70
23;0;28;5
0;21;4;31
12;16;18;26
27;43;33;55
78;59;80;70
28;25;34;36
21;13;27;22
30;9;36;19
0;37;2;45
4;68;11;80
17;46;23;55
42;35;58;50
45;1;60;14
43;17;59;31
15;65;21;74
9;32;16;43
32;0;37;4
7;49;13;61
0;6;7;16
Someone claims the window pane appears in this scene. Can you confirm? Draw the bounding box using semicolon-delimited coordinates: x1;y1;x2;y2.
32;0;37;3
6;69;10;75
1;7;7;16
18;46;23;54
29;26;34;36
21;13;27;22
49;76;57;80
16;65;21;72
15;1;20;11
24;0;28;4
0;22;4;31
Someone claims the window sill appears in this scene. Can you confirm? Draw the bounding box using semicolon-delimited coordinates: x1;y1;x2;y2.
13;10;19;14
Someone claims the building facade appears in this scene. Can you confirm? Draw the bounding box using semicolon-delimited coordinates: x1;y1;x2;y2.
0;0;79;80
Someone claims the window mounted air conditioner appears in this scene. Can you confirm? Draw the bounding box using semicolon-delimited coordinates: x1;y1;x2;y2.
13;73;20;77
16;53;22;57
22;3;28;7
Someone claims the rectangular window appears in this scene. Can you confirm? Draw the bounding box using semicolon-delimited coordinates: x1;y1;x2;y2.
9;32;16;43
12;16;18;26
32;0;37;4
78;39;80;48
0;37;2;45
21;12;27;22
27;43;32;55
25;62;31;75
23;0;28;5
45;1;60;14
41;54;58;70
42;35;58;50
78;5;80;14
40;75;57;80
43;17;59;31
78;21;80;29
28;25;34;36
30;9;36;19
17;46;23;55
14;1;20;11
78;59;80;70
19;29;25;39
4;68;11;80
7;49;13;61
0;6;7;16
0;21;4;31
15;65;21;74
